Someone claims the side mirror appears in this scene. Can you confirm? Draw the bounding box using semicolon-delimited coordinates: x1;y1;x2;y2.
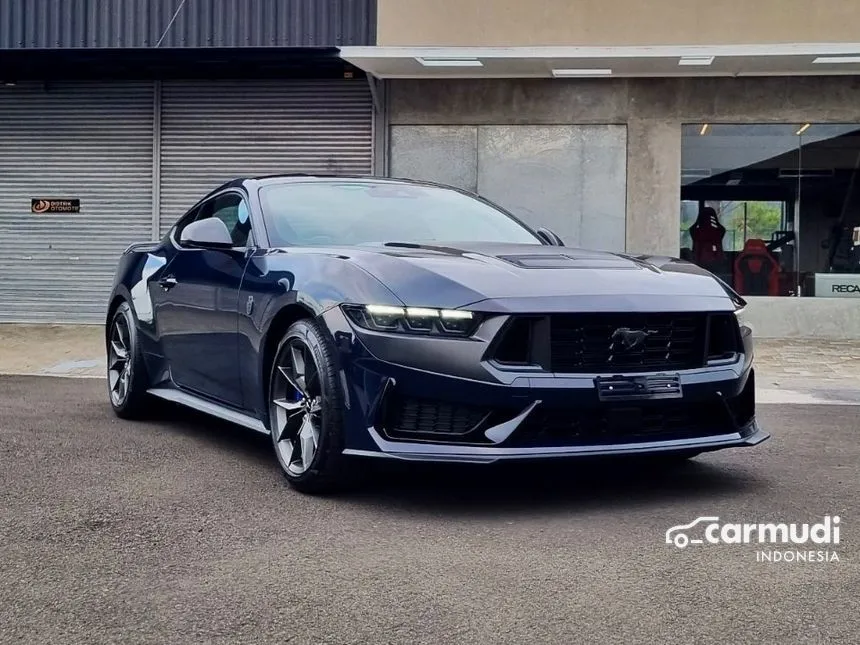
180;217;234;249
536;227;565;246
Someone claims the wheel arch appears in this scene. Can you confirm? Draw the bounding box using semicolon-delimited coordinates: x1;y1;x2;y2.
260;303;317;415
106;294;125;321
105;290;132;342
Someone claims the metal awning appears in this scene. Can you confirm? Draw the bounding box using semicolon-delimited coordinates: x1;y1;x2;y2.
340;43;860;79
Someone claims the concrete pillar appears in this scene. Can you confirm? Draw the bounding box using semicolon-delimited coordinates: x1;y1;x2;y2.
625;118;681;256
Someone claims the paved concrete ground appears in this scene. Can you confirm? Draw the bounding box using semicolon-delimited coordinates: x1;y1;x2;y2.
0;324;103;377
1;375;857;644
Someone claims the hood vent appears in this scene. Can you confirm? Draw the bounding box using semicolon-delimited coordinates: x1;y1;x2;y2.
497;254;639;270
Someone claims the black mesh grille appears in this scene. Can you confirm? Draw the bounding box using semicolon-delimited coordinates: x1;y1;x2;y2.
511;399;734;448
386;396;489;437
549;313;707;373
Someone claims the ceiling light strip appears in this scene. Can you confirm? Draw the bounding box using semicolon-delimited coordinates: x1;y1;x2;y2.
551;68;613;78
415;57;484;67
679;55;715;66
812;56;860;64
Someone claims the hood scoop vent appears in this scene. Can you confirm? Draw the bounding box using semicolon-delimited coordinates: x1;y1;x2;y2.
497;254;639;270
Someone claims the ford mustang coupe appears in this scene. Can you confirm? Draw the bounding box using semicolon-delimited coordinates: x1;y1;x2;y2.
105;175;768;493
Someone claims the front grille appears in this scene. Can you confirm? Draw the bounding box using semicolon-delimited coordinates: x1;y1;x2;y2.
549;313;707;373
511;398;734;448
385;395;490;438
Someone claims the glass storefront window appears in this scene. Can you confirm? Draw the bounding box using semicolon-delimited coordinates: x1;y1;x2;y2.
680;124;860;298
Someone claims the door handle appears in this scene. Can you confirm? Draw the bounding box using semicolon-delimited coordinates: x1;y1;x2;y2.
158;276;178;291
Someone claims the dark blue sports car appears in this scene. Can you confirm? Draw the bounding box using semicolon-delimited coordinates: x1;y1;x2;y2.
106;174;768;492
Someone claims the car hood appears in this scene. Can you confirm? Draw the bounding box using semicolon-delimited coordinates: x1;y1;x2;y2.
335;242;739;312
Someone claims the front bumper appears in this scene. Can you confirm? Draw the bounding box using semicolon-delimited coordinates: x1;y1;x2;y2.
321;306;770;463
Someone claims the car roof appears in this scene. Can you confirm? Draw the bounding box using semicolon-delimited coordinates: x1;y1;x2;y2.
190;174;477;218
207;173;462;195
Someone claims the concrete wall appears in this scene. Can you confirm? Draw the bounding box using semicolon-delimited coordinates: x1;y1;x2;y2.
743;297;860;339
388;76;860;256
389;124;627;250
377;0;860;47
387;76;860;337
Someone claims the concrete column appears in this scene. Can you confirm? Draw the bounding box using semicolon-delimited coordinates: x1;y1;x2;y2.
625;118;681;256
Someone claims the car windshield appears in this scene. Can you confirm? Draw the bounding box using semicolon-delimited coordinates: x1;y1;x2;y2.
258;181;542;247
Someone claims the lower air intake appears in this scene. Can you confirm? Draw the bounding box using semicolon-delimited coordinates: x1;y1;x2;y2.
386;395;489;437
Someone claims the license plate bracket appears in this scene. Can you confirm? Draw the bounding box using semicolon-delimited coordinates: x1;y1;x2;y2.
595;374;683;402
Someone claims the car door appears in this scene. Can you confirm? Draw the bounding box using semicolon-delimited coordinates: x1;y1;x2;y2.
152;190;253;407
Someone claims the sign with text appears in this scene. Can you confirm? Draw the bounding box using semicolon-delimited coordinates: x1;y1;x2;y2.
814;273;860;297
31;199;80;214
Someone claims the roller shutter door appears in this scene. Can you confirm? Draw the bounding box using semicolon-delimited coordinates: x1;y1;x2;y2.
158;79;373;237
0;82;154;323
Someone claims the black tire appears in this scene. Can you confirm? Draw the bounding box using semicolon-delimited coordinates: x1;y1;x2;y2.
106;301;150;419
268;318;350;494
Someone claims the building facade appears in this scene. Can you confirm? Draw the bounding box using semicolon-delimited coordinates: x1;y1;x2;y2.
0;0;380;322
344;0;860;338
2;0;860;336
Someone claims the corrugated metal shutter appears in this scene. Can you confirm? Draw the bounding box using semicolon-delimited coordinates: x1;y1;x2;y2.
159;79;373;236
0;82;154;323
0;0;376;49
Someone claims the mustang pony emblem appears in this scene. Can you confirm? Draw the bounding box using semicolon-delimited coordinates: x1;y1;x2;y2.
611;327;657;350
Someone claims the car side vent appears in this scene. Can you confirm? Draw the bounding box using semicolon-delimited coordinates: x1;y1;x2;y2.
707;313;742;363
493;317;534;365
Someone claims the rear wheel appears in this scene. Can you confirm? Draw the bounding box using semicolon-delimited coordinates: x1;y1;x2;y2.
107;301;149;419
269;319;350;494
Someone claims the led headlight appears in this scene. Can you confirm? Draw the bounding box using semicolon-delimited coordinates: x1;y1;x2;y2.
364;304;403;330
404;307;438;331
438;309;475;334
342;304;479;336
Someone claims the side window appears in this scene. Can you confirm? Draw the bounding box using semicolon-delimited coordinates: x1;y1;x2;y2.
172;205;201;243
210;193;252;247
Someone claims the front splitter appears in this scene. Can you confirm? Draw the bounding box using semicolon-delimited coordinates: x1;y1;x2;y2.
342;420;769;464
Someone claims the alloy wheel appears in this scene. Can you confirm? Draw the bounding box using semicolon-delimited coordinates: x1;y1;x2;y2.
108;314;132;406
271;339;323;476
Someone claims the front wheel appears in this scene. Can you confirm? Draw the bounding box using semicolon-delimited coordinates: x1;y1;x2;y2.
268;318;350;494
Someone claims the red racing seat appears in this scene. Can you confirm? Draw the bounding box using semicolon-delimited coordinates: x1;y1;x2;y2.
734;239;780;296
689;207;726;267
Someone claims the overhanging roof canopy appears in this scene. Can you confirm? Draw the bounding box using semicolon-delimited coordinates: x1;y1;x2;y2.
0;48;361;81
340;43;860;78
